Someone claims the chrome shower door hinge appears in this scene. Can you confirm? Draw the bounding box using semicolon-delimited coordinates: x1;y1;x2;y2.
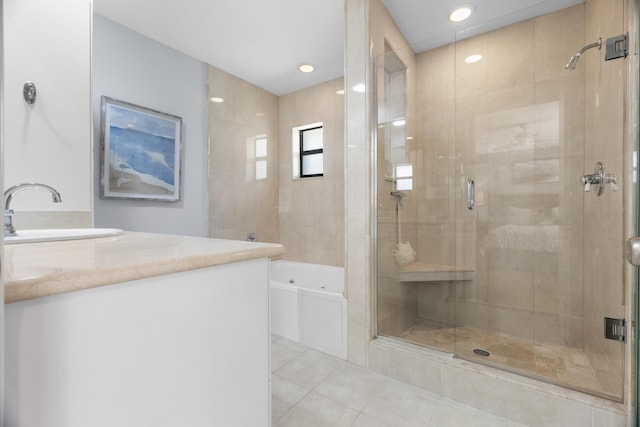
604;317;626;342
605;34;628;61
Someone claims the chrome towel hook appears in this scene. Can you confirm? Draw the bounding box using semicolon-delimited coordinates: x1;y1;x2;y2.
23;82;37;105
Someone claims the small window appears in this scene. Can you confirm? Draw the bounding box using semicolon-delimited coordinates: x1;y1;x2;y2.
395;163;413;191
255;136;268;180
247;135;268;181
292;122;324;178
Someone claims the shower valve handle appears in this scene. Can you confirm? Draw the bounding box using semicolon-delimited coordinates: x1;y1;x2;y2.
581;162;617;196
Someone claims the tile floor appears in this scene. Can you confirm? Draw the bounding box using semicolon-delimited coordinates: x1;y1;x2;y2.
271;334;528;427
396;321;618;400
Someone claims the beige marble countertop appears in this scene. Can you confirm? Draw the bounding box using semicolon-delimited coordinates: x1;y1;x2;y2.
4;231;285;304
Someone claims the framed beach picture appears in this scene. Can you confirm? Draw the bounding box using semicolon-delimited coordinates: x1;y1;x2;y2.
100;96;182;201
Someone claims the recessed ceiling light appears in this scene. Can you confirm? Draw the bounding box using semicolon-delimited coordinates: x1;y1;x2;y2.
210;97;224;103
392;119;406;127
299;64;314;73
449;5;473;22
352;83;366;93
465;54;483;64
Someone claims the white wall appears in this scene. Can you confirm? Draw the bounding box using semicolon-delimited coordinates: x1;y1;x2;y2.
1;1;5;419
92;15;208;236
4;0;92;212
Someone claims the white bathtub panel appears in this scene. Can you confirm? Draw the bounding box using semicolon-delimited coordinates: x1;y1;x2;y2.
271;283;299;341
298;290;347;359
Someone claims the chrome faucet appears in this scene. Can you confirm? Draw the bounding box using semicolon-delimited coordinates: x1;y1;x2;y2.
4;183;62;236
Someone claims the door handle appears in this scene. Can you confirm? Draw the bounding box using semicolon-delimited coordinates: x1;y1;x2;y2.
626;237;640;266
467;179;474;210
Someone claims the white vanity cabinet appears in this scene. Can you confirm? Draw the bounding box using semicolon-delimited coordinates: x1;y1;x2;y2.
5;257;271;427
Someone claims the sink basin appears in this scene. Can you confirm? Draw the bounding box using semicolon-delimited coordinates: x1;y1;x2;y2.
4;228;124;244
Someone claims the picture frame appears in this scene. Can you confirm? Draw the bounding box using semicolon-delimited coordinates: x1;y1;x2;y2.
100;96;182;201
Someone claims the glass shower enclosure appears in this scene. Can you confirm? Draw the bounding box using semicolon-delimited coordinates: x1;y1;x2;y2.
375;0;631;401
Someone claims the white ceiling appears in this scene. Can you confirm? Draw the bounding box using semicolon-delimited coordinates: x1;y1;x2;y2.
93;0;583;96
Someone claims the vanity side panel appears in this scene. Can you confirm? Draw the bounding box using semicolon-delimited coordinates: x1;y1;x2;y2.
5;258;270;427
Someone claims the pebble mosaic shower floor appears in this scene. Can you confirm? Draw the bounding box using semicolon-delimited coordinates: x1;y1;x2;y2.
396;320;618;400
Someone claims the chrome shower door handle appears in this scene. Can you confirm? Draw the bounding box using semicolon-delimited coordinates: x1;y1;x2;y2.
467;178;474;210
626;237;640;266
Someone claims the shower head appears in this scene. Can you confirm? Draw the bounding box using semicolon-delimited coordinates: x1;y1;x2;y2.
565;37;602;70
565;53;581;70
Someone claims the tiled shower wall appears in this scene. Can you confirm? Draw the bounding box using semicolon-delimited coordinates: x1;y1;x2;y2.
411;0;626;398
208;65;345;266
278;79;345;267
414;4;588;346
207;66;280;244
347;0;630;406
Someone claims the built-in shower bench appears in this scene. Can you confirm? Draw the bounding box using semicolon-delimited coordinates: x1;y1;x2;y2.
399;260;474;282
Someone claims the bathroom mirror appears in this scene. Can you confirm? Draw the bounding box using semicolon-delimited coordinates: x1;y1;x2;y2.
3;0;93;224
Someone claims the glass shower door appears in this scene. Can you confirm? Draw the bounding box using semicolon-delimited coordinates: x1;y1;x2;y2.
374;0;630;403
452;1;627;401
375;40;461;355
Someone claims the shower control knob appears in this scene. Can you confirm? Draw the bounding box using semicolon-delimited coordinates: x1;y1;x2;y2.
605;173;618;191
581;162;617;196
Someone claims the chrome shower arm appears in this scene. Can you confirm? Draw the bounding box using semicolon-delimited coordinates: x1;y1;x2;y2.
565;37;602;70
578;38;602;55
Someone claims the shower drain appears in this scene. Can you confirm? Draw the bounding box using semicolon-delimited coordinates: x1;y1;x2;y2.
473;348;491;357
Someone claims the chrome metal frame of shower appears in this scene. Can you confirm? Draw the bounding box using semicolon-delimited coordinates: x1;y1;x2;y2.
371;53;380;339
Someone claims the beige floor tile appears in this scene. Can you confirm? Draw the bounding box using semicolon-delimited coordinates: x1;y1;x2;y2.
274;348;342;390
361;378;438;427
428;399;510;427
271;334;307;372
314;363;387;411
352;413;392;427
271;374;309;422
274;391;359;427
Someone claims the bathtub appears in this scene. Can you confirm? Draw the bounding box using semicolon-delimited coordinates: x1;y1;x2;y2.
270;260;347;359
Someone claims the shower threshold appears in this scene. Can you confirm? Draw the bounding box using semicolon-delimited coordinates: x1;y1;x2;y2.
392;320;621;401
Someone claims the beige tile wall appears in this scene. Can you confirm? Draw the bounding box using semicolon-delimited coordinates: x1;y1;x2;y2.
345;0;632;413
207;66;280;244
413;4;590;345
208;66;346;266
278;79;345;267
345;0;419;365
345;0;373;367
409;0;627;399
